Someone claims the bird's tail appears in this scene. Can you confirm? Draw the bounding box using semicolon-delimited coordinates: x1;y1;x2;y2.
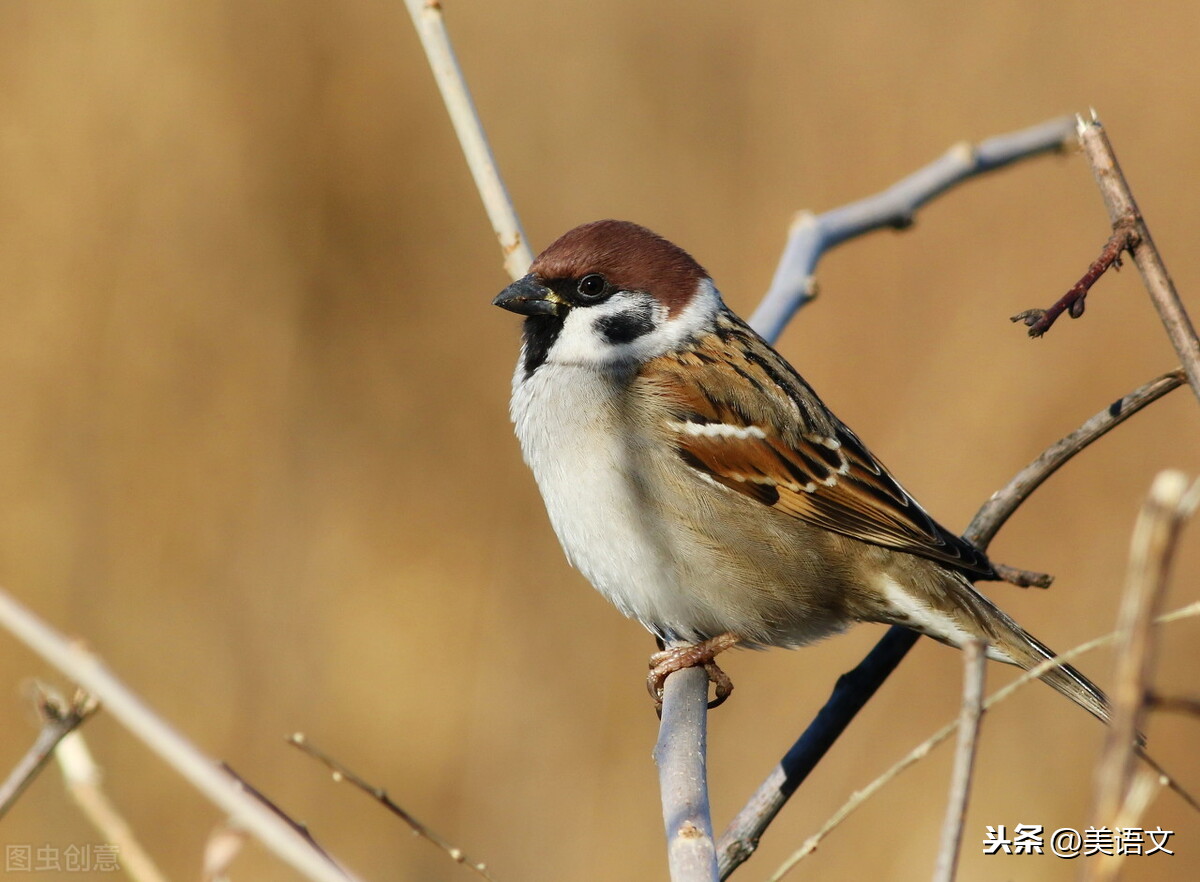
891;572;1110;725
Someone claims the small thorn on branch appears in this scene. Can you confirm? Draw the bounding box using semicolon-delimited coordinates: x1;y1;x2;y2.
1012;217;1140;338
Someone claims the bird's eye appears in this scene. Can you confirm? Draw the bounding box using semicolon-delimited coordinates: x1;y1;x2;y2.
577;273;608;301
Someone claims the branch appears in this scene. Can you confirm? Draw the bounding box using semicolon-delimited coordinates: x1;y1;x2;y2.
748;116;1077;341
1077;114;1200;403
1091;471;1199;831
0;587;355;882
931;640;986;882
288;733;498;881
766;600;1200;880
403;0;532;281
0;685;96;819
715;368;1183;877
967;367;1184;548
653;667;721;881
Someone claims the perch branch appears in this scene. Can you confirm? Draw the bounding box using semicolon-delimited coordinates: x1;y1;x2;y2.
0;587;354;882
931;640;986;882
1091;471;1199;832
0;684;97;819
403;0;532;281
767;600;1200;880
653;666;721;881
1077;114;1200;403
288;733;497;881
749;116;1076;340
715;367;1183;878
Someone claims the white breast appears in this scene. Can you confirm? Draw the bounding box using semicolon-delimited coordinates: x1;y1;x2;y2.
510;359;707;638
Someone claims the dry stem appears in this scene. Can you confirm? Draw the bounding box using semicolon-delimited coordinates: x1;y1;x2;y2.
931;640;986;882
1087;471;1200;875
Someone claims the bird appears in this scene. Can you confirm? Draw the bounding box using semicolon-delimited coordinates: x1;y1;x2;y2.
493;218;1109;722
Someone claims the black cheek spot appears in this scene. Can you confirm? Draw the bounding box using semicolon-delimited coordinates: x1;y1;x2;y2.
596;310;655;345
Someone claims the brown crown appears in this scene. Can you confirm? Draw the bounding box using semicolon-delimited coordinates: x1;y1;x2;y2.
530;220;710;316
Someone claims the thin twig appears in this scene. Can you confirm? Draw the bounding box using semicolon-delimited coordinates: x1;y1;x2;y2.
931;640;986;882
968;367;1185;548
1011;218;1138;336
288;733;497;881
0;684;97;819
1076;114;1200;403
403;0;532;281
55;730;170;882
1090;472;1200;837
715;367;1183;878
0;587;355;882
749;116;1076;340
654;667;721;881
766;601;1200;880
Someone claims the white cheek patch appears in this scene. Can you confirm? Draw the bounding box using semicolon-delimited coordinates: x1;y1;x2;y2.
545;279;723;368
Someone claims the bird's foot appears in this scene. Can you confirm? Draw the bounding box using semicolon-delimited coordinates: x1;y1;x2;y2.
647;632;740;711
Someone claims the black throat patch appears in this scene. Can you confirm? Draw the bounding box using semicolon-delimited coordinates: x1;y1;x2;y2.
521;314;564;378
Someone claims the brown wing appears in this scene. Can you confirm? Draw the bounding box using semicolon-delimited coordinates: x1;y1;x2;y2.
642;314;995;578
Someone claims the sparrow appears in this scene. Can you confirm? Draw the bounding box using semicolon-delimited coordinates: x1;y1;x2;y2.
493;219;1108;722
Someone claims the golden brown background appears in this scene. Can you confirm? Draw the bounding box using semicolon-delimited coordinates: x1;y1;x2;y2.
2;2;1199;880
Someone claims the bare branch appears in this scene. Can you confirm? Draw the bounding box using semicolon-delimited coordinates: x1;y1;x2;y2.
716;368;1183;877
403;0;532;281
0;685;97;820
749;116;1077;341
967;367;1185;548
288;733;497;881
931;640;986;882
1091;471;1200;834
55;730;169;882
1076;114;1200;403
654;667;721;881
0;587;354;882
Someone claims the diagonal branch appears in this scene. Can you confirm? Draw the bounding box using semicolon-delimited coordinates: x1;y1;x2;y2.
288;733;498;881
403;0;532;281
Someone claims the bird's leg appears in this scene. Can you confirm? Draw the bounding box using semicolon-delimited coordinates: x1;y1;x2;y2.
647;632;741;710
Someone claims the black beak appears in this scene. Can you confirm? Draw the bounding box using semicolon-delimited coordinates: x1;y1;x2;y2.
493;275;565;317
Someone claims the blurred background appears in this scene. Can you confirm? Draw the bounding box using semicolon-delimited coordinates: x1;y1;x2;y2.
1;2;1198;879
